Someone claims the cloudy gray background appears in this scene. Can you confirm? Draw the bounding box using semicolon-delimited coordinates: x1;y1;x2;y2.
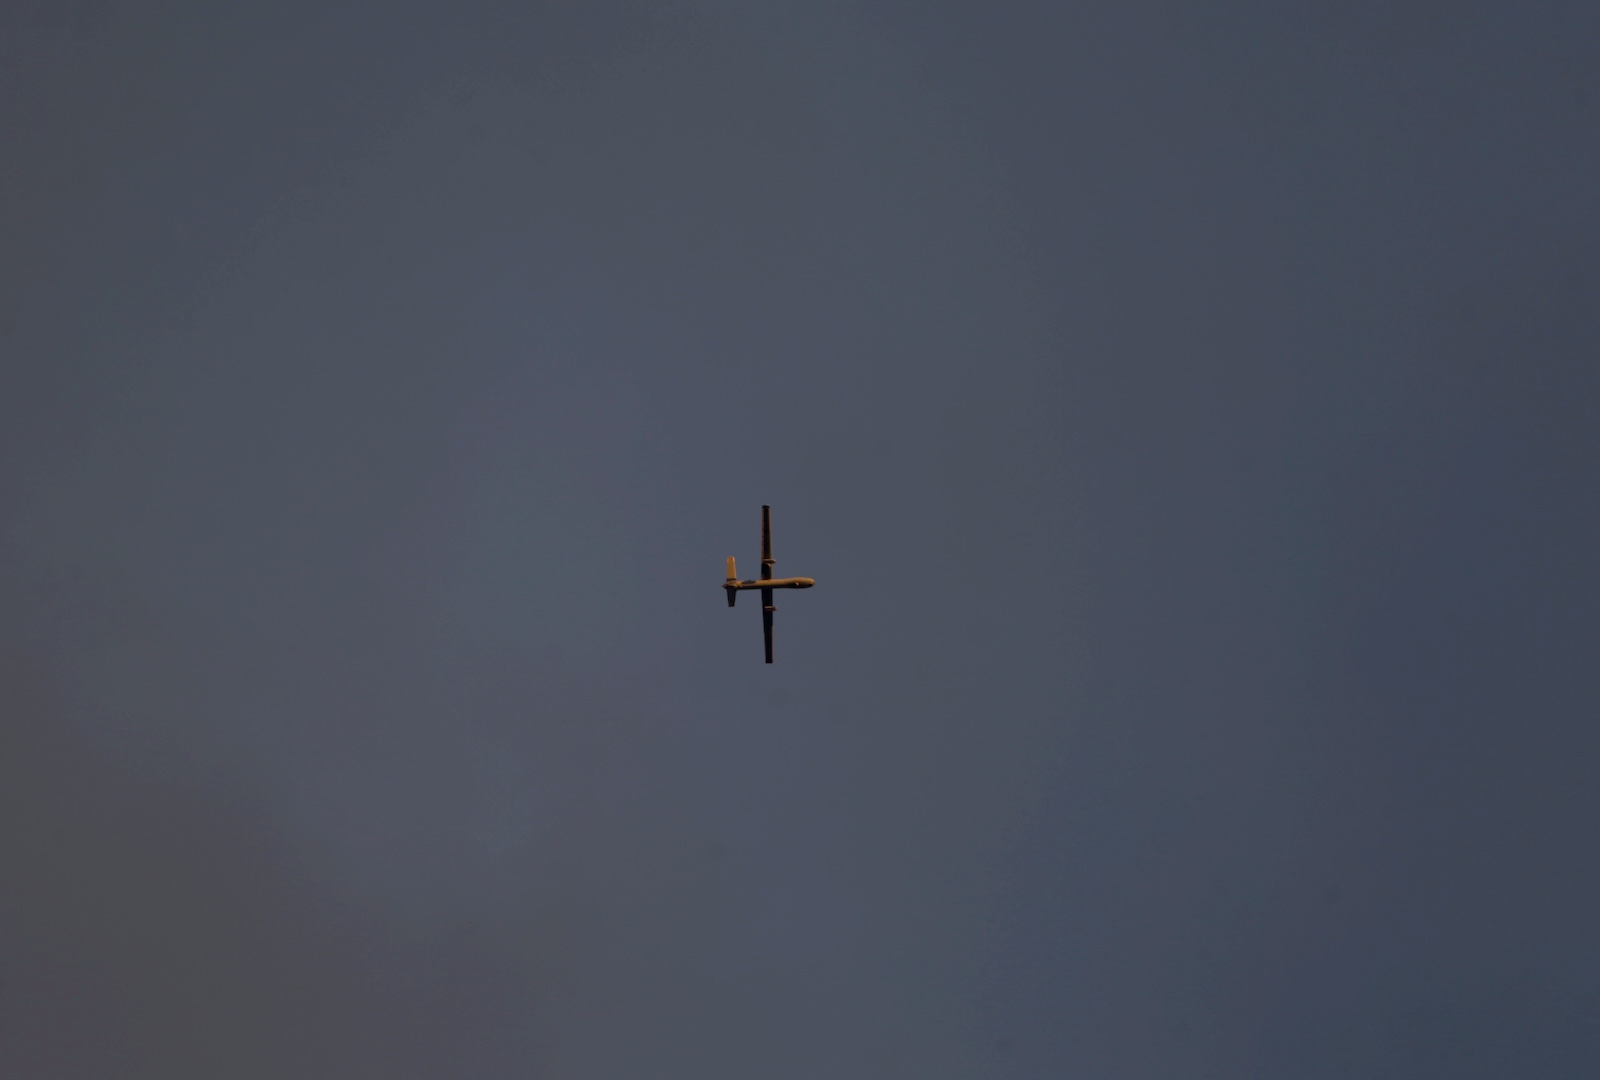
3;2;1598;1076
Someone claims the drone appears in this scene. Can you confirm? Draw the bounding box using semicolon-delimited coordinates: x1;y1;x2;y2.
723;505;815;663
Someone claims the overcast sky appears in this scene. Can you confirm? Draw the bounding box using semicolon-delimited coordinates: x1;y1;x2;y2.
3;2;1598;1077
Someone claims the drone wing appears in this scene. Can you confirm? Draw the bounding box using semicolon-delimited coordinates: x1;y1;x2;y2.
761;504;774;578
762;589;775;664
761;505;775;662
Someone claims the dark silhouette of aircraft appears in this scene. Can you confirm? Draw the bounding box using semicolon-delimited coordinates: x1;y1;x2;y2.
725;505;815;663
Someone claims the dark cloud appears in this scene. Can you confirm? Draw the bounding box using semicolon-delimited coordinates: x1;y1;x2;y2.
3;2;1598;1076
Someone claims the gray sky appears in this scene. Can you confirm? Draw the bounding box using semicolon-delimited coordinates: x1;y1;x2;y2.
3;2;1598;1076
